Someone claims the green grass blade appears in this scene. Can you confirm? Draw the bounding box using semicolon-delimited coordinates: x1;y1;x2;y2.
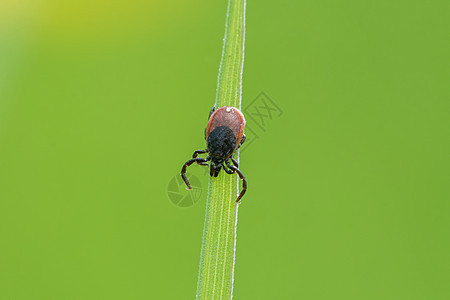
196;0;246;299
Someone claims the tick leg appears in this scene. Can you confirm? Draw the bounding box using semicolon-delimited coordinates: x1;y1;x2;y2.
238;134;246;148
223;159;235;174
192;149;209;166
231;157;239;168
181;158;208;189
192;149;208;158
208;104;216;119
225;160;247;203
205;105;216;139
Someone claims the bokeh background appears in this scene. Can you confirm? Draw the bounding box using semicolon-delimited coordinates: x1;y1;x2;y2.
1;0;449;299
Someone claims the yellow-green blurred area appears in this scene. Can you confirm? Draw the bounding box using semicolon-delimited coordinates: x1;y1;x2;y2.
1;0;449;299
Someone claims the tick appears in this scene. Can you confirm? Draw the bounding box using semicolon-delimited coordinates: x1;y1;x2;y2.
181;105;247;203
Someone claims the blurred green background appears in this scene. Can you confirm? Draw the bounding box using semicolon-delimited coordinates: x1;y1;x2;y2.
1;0;449;299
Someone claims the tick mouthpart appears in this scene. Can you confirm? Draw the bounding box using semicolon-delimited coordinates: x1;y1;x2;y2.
210;164;222;177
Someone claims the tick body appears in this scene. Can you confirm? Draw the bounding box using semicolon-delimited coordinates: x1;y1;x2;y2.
181;106;247;203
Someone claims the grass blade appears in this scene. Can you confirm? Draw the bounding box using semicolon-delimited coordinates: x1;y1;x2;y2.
196;0;246;299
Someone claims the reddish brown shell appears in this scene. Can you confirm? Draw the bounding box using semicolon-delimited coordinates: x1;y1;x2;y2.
205;106;246;151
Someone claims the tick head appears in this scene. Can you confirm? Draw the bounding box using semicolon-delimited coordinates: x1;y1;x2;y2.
210;158;223;177
211;156;223;166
